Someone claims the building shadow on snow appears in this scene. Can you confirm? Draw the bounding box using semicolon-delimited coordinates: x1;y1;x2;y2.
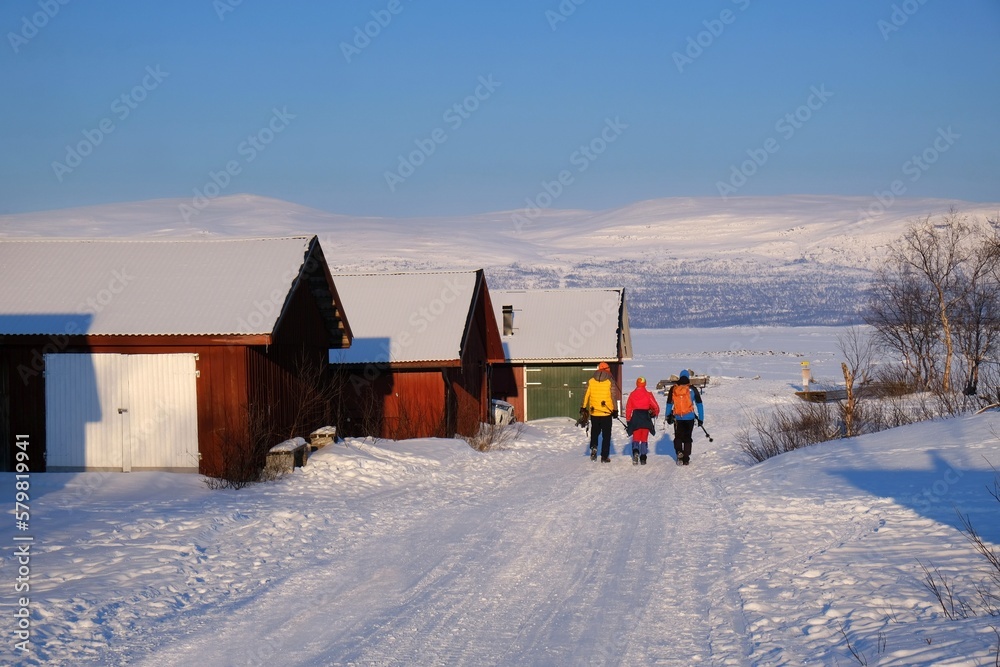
830;450;1000;544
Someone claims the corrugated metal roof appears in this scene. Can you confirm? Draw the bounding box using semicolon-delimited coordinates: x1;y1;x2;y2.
0;237;317;336
491;288;630;362
330;271;480;364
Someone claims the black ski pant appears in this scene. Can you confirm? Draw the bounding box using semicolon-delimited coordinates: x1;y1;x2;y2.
590;415;613;459
673;419;695;462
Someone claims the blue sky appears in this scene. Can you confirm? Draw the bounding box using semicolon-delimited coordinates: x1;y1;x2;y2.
1;0;998;218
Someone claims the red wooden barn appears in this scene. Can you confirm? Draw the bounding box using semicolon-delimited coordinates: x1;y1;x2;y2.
330;270;505;440
0;236;351;476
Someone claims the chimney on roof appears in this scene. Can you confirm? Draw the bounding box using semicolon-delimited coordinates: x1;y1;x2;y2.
502;305;514;336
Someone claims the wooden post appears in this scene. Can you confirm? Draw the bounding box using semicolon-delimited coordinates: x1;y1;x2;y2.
842;362;855;438
801;361;811;391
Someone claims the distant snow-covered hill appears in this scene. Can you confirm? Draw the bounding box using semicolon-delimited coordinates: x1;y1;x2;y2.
3;193;997;327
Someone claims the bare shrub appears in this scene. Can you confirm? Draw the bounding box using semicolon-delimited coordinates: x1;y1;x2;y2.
382;393;444;441
838;623;866;666
838;621;878;666
286;351;342;441
918;560;977;620
918;463;1000;620
740;386;951;464
867;363;923;399
463;420;524;452
849;392;938;433
205;403;277;490
958;465;1000;616
738;402;839;464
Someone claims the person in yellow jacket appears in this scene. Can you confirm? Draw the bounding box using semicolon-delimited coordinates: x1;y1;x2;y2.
581;361;621;462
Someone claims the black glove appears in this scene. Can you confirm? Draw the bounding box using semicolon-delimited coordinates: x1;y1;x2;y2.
697;418;704;427
611;410;618;419
666;414;675;425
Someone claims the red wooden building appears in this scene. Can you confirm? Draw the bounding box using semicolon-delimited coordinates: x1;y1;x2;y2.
0;236;351;476
330;270;505;440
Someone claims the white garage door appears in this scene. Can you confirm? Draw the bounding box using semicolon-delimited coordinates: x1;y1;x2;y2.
45;353;199;472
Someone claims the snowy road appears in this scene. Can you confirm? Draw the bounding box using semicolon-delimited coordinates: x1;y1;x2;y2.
126;421;753;667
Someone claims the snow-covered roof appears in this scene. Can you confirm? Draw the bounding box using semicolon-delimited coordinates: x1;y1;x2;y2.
491;288;631;362
330;271;481;364
0;236;332;337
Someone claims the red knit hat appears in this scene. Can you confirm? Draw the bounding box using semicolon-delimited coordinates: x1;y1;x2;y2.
636;377;646;387
598;362;610;372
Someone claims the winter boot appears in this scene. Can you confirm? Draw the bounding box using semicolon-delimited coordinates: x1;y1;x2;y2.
590;446;597;461
632;449;639;466
640;455;647;465
601;456;611;463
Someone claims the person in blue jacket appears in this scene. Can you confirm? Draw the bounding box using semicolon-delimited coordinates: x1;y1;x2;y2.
665;370;705;466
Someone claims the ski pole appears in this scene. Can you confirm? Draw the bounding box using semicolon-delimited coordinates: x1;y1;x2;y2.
699;423;714;442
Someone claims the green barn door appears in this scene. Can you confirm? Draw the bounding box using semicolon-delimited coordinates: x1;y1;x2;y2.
525;365;591;420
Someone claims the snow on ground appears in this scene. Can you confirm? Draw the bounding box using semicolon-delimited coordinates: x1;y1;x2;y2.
4;327;1000;666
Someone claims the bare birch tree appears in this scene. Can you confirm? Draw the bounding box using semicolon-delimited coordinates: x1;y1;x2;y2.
867;212;1000;400
890;212;982;392
838;326;876;437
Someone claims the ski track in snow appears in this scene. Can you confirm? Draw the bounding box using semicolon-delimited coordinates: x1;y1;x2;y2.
101;426;757;667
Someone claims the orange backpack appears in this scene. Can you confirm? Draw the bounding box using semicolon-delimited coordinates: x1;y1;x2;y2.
671;384;695;416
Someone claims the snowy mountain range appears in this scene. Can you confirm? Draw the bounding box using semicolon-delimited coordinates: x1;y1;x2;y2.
3;194;998;327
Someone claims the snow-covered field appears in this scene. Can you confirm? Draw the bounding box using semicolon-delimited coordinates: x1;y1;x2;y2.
4;326;1000;666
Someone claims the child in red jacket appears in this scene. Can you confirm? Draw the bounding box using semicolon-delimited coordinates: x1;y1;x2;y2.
625;377;659;465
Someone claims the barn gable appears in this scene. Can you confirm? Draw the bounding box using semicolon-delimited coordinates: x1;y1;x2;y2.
0;236;352;475
329;270;503;439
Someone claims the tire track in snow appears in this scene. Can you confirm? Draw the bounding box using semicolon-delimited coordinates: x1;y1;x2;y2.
96;424;757;666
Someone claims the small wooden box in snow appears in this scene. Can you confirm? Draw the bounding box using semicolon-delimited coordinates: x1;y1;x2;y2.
266;437;309;474
309;426;337;449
